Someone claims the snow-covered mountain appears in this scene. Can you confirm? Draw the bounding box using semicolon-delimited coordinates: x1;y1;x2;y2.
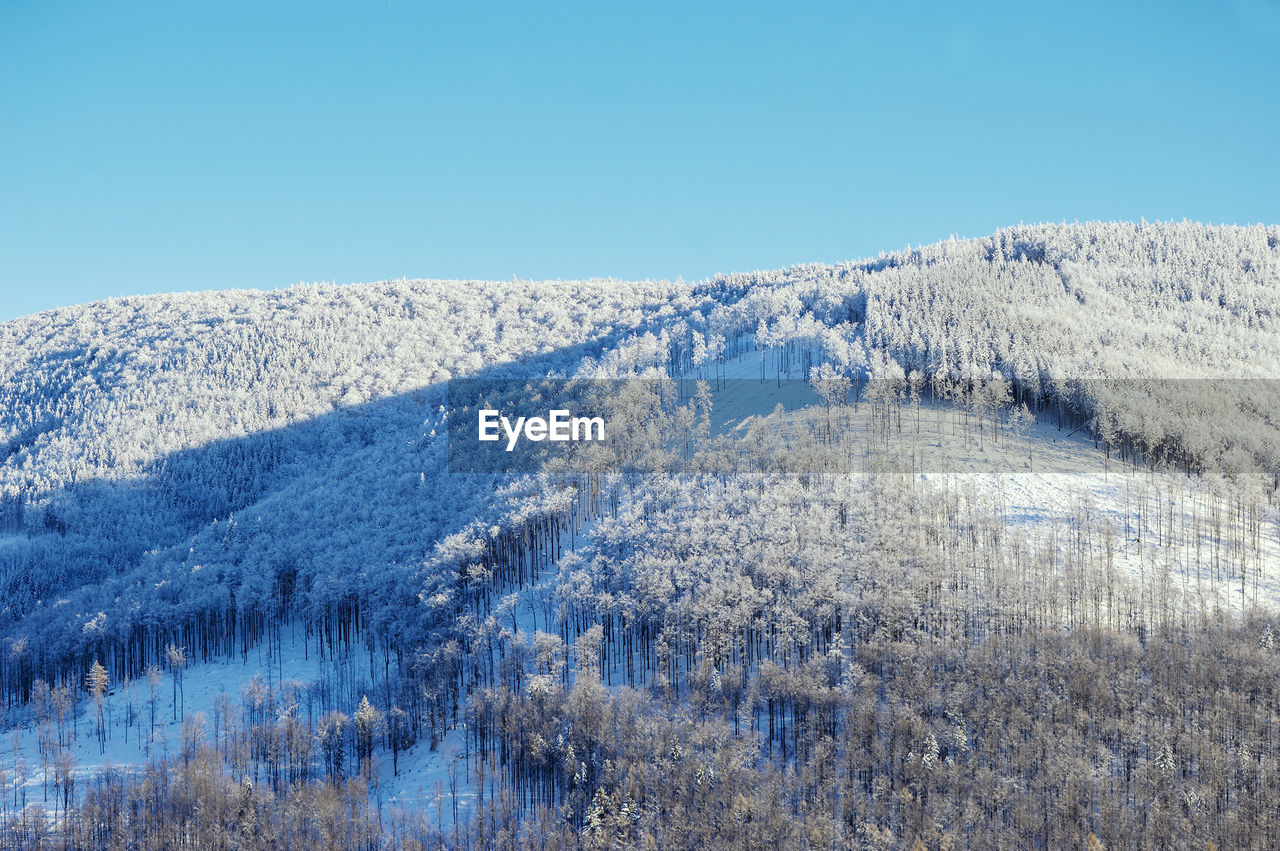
2;221;1279;847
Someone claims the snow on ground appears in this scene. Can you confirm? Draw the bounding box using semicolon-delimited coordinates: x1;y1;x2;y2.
371;727;471;823
694;349;1280;614
904;405;1280;614
0;622;489;826
376;514;601;819
0;620;322;813
0;524;592;825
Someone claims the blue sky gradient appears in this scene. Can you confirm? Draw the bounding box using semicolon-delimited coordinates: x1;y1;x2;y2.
2;1;1278;321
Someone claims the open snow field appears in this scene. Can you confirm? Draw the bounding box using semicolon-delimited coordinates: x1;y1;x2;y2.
702;349;1280;615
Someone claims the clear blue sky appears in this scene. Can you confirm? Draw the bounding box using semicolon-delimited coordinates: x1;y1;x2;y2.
3;1;1278;321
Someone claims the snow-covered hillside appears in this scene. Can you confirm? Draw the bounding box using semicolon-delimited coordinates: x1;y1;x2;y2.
2;220;1279;847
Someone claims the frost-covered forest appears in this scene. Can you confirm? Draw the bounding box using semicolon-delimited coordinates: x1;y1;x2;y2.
1;221;1279;848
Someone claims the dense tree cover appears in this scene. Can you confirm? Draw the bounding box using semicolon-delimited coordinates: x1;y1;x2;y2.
0;277;713;702
0;221;1277;846
13;458;1280;847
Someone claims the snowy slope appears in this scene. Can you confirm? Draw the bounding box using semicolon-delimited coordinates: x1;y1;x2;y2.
0;220;1278;828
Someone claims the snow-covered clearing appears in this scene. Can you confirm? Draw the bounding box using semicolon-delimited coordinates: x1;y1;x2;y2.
0;621;313;812
698;349;1280;615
